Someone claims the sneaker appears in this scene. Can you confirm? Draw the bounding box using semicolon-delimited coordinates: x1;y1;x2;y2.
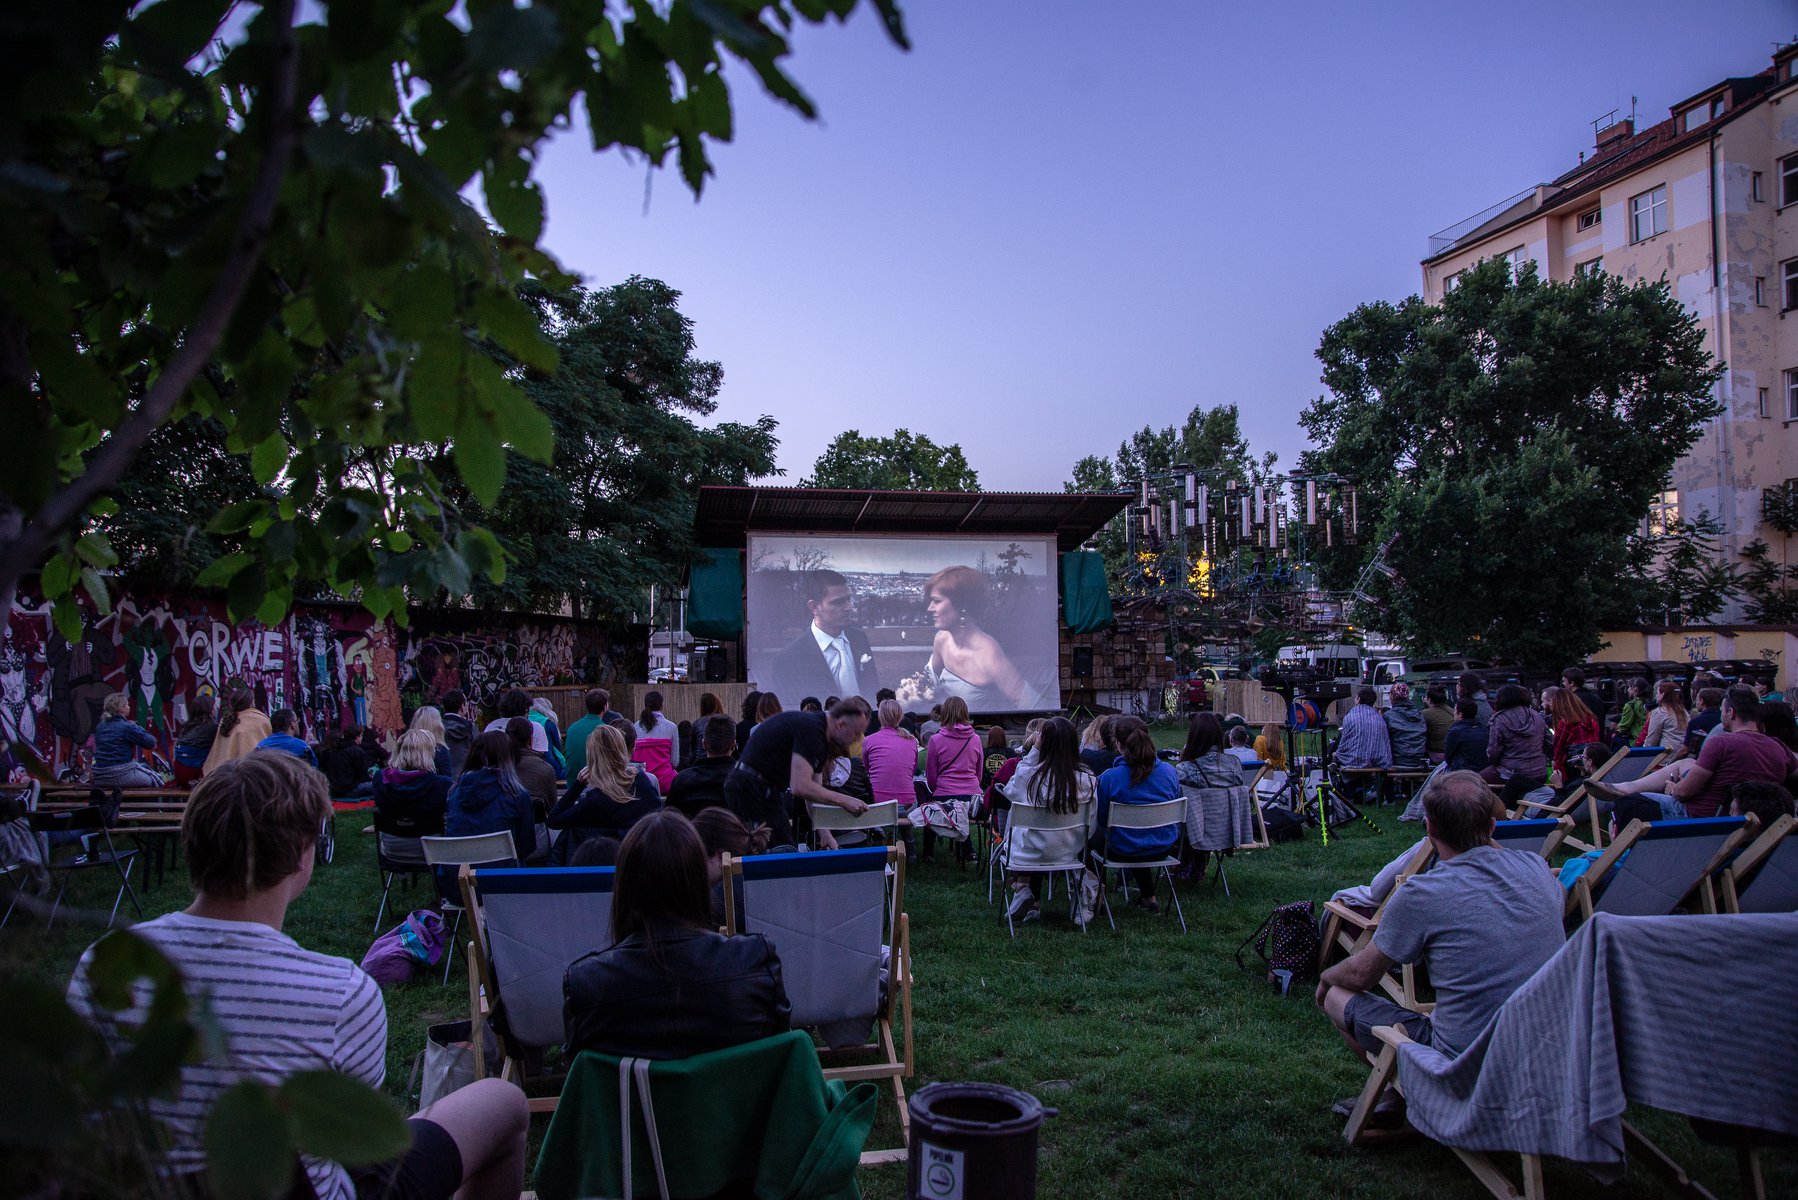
1020;907;1041;924
1005;887;1036;921
1133;895;1161;915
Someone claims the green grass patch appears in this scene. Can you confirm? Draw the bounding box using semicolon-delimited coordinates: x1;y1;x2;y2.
6;812;1789;1199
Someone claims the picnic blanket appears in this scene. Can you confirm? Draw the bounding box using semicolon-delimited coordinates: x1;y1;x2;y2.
1394;912;1798;1179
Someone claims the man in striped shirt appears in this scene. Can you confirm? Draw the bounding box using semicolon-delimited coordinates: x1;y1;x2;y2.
68;751;528;1200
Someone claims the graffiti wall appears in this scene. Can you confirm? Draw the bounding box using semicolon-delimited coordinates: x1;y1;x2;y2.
1;586;646;782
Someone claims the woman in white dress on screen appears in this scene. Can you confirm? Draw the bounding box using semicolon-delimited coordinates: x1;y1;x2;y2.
923;566;1040;711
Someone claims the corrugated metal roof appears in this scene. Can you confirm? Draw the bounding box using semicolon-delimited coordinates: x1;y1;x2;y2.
694;486;1131;552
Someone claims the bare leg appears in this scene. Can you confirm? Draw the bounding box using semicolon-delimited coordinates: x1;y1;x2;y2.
1319;984;1368;1058
1604;759;1691;796
415;1077;529;1200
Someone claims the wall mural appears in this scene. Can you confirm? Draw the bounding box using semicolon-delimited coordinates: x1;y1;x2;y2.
1;587;646;783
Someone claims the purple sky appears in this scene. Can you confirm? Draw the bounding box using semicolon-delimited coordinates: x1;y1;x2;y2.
533;1;1796;493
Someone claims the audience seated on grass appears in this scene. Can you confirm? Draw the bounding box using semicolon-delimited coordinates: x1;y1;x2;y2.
1316;769;1564;1134
318;724;380;797
1441;698;1488;774
373;729;452;865
548;723;660;865
443;731;541;896
1336;687;1393;774
862;699;921;814
405;705;455;777
632;689;680;793
1718;786;1798;913
1382;681;1428;768
667;713;736;819
1000;716;1096;924
438;689;477;777
1563;812;1758;924
67;751;529;1200
565;809;791;1061
255;707;319;767
1587;685;1793;819
1225;724;1259;765
1080;715;1182;924
169;692;216;786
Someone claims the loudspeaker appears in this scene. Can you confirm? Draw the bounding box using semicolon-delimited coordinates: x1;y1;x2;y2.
703;649;726;683
1072;647;1093;678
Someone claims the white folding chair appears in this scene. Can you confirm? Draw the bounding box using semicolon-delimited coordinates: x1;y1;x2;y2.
462;863;616;1112
422;831;517;983
1091;798;1187;933
809;800;899;850
996;802;1091;935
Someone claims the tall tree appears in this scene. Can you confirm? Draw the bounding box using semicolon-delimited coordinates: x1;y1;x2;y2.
449;278;779;620
0;0;907;640
1300;259;1722;665
802;429;979;491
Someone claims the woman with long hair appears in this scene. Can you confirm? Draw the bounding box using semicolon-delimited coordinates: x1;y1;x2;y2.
373;728;451;864
1176;712;1256;876
1544;686;1601;783
999;716;1095;922
921;565;1039;710
440;730;540;896
733;691;763;762
1482;683;1550;811
564;809;790;1060
1252;720;1288;771
1614;677;1650;748
755;691;784;723
407;704;454;775
1638;679;1689;750
171;692;217;786
203;684;270;774
549;723;661;863
632;689;679;793
1084;716;1181;922
698;692;723;720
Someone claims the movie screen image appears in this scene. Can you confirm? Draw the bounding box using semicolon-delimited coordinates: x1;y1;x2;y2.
745;534;1062;715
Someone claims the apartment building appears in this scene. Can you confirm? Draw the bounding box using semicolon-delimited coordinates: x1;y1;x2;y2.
1420;44;1798;582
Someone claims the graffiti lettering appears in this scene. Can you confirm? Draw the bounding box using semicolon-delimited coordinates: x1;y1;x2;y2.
1680;635;1713;662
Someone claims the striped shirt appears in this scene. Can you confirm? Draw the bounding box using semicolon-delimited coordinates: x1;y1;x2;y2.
67;912;386;1200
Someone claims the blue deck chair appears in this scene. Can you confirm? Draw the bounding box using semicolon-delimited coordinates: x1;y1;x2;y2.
1520;745;1667;850
723;846;912;1165
1491;816;1574;858
1567;816;1757;924
1719;814;1797;914
462;864;616;1112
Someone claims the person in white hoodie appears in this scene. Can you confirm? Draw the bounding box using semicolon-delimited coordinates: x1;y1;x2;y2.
999;716;1096;923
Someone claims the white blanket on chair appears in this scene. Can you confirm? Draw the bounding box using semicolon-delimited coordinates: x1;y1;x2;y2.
1393;912;1798;1178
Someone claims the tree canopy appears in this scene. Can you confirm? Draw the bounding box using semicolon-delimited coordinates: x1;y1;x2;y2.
1300;258;1722;666
801;428;979;491
0;0;906;639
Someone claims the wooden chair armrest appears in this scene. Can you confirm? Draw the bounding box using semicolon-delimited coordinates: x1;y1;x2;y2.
1370;1024;1415;1050
1321;899;1377;929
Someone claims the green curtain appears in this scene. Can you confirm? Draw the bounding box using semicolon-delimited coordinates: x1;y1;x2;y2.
1060;550;1113;634
686;548;744;639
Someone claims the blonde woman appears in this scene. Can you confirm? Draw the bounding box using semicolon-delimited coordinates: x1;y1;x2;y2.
92;691;164;788
548;723;660;863
407;705;454;775
372;728;451;864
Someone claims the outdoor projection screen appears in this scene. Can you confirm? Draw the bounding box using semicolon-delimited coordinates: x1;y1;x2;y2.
745;533;1062;715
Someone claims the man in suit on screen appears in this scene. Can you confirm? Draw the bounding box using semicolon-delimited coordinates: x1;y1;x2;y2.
766;569;881;702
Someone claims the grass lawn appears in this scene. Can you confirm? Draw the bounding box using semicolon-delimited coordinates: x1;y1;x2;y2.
6;792;1791;1199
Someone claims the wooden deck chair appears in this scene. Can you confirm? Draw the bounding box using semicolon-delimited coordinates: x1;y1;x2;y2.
1241;764;1274;849
459;863;616;1114
723;846;912;1166
996;801;1092;935
1351;1024;1762;1200
1566;816;1758;924
1518;746;1667;851
1718;813;1798;914
1317;838;1437;1004
1491;817;1575;859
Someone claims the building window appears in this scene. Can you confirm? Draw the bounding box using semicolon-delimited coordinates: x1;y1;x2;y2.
1498;246;1526;281
1783;154;1798;208
1757;276;1769;307
1683;106;1710;133
1784;259;1798;312
1630;186;1667;242
1753;171;1765;202
1444;271;1463;295
1761;388;1772;418
1578;207;1602;230
1787;368;1798;421
1576;257;1605;279
1646;489;1680;537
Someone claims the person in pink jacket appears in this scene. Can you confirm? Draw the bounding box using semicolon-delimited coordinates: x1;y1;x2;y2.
862;699;920;811
917;697;982;861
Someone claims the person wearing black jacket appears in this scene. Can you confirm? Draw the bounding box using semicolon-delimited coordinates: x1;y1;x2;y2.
564;810;789;1061
668;716;736;819
1442;699;1490;773
440;688;477;776
372;729;452;863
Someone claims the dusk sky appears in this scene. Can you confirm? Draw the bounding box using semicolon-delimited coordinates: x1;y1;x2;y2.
534;1;1796;493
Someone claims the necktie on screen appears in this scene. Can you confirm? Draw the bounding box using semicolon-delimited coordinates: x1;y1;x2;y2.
827;639;854;694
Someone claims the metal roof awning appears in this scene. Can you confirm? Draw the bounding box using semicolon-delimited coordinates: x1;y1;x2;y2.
694;486;1131;552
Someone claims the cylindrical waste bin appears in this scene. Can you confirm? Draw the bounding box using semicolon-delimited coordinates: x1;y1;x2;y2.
907;1082;1054;1200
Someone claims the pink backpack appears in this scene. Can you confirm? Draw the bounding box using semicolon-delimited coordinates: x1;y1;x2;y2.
360;909;448;987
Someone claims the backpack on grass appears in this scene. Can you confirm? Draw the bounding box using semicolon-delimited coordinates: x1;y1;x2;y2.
1234;900;1321;985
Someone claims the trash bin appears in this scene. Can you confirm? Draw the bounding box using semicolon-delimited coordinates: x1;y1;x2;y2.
907;1082;1055;1200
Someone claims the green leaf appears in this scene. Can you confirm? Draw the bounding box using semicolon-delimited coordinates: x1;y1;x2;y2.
255;586;291;629
472;288;557;373
455;430;506;506
206;1083;296;1200
386;530;413;553
251;435;289;486
280;1072;411;1165
0;1051;86;1147
74;532;118;569
79;567;110;617
39;554;73;600
207;502;265;536
195;553;254;589
52;596;83;645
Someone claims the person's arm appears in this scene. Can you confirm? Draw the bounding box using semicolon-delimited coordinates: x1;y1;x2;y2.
1317;939;1397;996
790;752;866;814
1669;756;1713;800
126;721;156;749
923;737;941;791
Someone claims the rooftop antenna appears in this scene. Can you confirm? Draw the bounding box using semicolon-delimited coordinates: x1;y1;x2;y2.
1630;95;1638;126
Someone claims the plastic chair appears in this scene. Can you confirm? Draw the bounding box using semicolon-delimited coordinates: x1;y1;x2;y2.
1091;798;1187;933
371;806;445;932
422;831;517;983
808;799;898;850
996;802;1091;935
30;805;142;928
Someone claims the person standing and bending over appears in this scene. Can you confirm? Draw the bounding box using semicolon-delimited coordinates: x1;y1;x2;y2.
724;698;869;847
66;751;528;1200
1315;769;1564;1128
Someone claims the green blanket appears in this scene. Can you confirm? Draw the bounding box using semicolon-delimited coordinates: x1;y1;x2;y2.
534;1031;877;1200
